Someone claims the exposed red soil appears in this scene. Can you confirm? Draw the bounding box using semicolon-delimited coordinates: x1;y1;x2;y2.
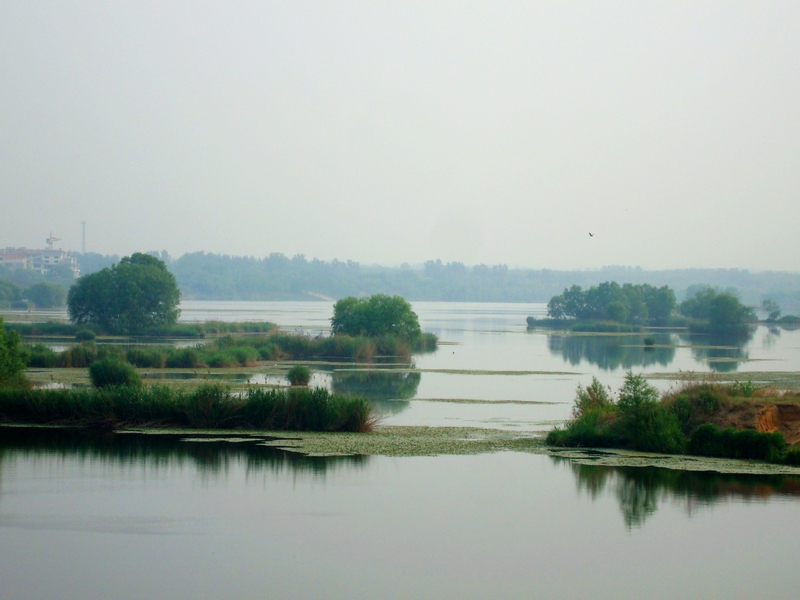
712;403;800;446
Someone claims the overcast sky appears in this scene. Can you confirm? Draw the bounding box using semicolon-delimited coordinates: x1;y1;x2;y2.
1;1;798;270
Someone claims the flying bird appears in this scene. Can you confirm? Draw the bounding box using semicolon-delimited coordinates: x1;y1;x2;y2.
589;232;594;237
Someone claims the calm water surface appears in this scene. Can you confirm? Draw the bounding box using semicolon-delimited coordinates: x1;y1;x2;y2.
1;429;798;599
185;301;800;431
3;301;800;598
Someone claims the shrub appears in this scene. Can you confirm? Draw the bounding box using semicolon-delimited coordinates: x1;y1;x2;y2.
643;337;655;346
286;365;311;386
664;384;728;436
572;377;613;418
165;348;201;368
57;343;98;368
613;372;684;453
88;358;141;388
0;317;28;386
689;424;785;462
784;447;800;466
26;343;58;368
75;329;96;342
126;347;167;368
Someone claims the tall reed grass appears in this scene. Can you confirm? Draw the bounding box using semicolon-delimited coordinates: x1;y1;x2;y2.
0;385;373;432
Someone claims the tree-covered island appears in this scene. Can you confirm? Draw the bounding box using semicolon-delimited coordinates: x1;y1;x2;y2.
530;281;759;334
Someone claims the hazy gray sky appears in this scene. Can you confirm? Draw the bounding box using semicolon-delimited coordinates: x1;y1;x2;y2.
1;1;798;270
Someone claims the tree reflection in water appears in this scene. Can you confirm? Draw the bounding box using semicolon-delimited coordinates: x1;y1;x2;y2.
677;330;753;373
331;369;420;415
553;456;800;529
548;333;676;371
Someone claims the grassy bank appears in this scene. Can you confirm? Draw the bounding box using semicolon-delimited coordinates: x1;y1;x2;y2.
26;330;439;369
0;385;373;432
547;373;800;465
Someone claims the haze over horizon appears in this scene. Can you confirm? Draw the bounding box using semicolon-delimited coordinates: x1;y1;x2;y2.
2;2;799;271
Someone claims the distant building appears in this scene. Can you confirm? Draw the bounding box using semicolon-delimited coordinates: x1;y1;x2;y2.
1;239;80;278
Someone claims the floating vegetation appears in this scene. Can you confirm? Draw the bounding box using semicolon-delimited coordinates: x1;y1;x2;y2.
405;398;564;405
646;371;800;391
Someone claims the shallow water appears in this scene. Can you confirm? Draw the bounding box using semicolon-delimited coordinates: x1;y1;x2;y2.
179;301;800;430
0;428;798;600
5;301;800;598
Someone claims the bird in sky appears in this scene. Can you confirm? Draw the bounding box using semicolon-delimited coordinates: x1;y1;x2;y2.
589;232;594;237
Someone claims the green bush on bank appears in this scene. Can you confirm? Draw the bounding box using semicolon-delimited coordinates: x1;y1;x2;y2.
688;424;785;462
0;384;372;432
547;374;795;463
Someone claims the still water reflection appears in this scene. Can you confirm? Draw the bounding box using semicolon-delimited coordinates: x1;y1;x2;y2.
2;428;799;599
554;456;800;529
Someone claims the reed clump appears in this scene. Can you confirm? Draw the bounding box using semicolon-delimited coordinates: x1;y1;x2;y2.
0;384;373;432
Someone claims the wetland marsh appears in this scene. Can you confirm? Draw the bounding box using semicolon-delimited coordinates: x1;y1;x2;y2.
3;301;800;598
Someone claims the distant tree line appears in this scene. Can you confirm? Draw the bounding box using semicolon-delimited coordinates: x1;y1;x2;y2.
0;279;67;309
7;250;800;310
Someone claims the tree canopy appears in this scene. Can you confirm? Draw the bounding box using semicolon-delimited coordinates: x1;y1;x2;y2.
546;282;677;325
679;288;755;334
331;294;422;339
67;253;181;334
24;282;67;308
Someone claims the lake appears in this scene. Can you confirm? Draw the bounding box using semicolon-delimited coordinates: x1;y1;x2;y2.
2;301;800;599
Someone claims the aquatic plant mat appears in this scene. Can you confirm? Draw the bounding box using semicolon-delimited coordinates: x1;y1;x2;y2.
646;371;800;391
548;447;800;476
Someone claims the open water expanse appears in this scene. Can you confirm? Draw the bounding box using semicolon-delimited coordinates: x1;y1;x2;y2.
2;301;800;599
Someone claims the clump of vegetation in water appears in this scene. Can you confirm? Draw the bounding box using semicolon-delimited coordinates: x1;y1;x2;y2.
286;365;311;386
89;358;142;388
548;374;798;464
0;384;373;432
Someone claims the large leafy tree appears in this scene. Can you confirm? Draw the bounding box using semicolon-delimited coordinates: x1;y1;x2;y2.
67;253;181;334
331;294;421;339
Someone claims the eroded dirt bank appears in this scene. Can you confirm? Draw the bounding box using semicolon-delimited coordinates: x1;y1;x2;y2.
714;403;800;445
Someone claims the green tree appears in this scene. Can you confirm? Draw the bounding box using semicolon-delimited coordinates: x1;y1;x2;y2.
67;253;181;334
331;294;422;339
24;282;67;308
0;280;23;308
0;317;28;386
680;288;754;334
